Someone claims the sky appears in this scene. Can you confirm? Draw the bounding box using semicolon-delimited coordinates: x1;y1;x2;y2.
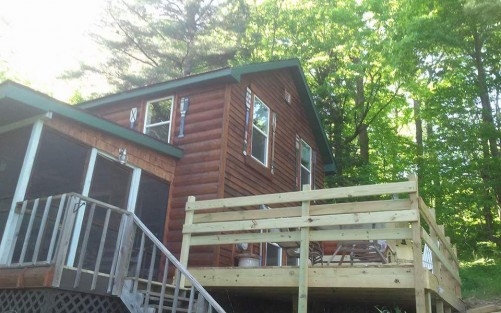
0;0;109;101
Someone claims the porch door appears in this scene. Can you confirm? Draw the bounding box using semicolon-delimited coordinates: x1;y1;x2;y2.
87;154;133;209
67;153;134;269
68;152;169;270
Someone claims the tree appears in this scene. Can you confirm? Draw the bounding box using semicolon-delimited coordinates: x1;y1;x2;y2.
238;0;411;186
393;0;501;257
240;0;500;258
69;0;249;91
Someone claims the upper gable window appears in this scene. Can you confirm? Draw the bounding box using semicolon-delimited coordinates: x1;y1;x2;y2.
144;96;174;143
251;96;270;165
296;138;312;189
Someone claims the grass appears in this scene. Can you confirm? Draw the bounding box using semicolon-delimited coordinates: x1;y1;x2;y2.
460;258;501;300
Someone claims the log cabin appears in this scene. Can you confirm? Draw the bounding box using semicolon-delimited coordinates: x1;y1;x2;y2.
0;59;464;312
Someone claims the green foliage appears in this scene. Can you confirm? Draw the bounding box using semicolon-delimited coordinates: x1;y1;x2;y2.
461;259;501;299
236;0;501;259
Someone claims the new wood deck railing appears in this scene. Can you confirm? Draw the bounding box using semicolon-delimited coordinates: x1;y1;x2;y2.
0;193;226;313
180;175;465;313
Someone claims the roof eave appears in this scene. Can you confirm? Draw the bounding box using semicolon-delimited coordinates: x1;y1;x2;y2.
78;68;238;109
0;81;183;159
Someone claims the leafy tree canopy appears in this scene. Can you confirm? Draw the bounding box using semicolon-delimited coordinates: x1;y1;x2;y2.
67;0;249;91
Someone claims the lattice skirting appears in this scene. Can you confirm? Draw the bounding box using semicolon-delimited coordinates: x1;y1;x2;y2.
0;288;128;313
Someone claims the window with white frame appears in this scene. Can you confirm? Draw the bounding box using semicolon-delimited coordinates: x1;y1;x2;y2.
251;96;270;165
144;96;174;143
297;138;312;190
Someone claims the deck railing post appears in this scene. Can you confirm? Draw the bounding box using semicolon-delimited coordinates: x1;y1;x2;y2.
409;175;429;313
180;195;196;289
52;194;79;287
297;185;311;313
112;212;135;296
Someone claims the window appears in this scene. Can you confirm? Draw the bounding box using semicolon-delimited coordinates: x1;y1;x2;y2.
296;138;312;190
144;97;174;143
265;243;282;266
251;96;270;165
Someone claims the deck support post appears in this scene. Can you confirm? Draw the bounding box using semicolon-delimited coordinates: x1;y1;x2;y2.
297;185;311;313
180;196;196;288
409;175;429;313
436;300;445;313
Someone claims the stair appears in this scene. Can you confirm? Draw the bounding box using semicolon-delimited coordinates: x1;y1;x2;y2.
121;278;199;313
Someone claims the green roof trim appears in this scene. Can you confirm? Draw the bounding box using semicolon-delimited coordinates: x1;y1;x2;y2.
79;59;336;173
78;68;239;109
0;80;183;159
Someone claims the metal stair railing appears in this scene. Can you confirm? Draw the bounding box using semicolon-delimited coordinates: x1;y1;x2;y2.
1;193;225;313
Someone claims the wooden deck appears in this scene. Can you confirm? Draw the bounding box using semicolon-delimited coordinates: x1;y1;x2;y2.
180;176;466;313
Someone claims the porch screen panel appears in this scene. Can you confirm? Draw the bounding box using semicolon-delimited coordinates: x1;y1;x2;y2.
25;129;89;199
131;172;169;278
15;129;89;263
135;172;169;241
0;126;31;242
80;155;132;272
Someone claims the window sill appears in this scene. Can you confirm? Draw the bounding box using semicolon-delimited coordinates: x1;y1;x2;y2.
244;155;273;180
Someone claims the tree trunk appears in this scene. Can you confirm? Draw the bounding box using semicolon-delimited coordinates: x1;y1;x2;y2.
414;99;424;180
355;73;369;164
473;28;501;243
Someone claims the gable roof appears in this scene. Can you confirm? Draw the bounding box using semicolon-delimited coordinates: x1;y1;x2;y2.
0;80;183;159
79;59;336;173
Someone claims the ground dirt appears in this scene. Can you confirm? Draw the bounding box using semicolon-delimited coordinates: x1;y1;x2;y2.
465;296;501;311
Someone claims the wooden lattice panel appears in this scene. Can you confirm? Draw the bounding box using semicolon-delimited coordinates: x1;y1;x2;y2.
0;289;127;313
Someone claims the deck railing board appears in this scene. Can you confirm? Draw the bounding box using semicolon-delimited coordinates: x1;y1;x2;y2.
184;209;418;234
189;227;413;247
181;176;464;313
419;197;460;267
186;181;417;211
192;199;412;224
422;229;461;283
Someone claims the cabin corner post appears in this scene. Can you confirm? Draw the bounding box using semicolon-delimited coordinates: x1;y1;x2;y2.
180;196;196;288
409;175;429;313
0;119;44;264
298;185;311;313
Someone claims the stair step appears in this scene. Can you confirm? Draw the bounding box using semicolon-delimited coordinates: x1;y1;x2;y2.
148;304;191;313
145;290;191;302
125;277;191;294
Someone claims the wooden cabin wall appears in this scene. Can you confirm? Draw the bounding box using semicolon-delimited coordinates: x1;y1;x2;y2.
87;98;146;132
165;85;228;266
78;71;328;268
225;69;325;196
220;69;326;266
46;117;176;182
